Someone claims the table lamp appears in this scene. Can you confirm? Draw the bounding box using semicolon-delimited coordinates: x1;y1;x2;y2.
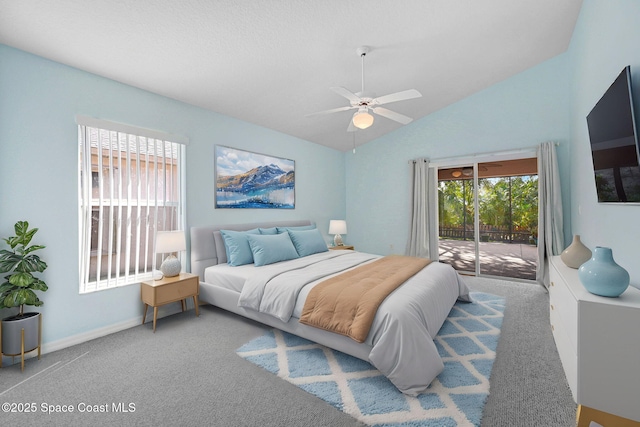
328;220;347;246
156;230;186;277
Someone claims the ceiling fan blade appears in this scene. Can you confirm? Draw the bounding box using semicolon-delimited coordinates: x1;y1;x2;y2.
371;107;413;125
373;89;422;106
330;87;362;103
305;105;355;117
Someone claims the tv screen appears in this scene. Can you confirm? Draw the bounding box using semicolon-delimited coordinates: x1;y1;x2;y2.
586;66;640;203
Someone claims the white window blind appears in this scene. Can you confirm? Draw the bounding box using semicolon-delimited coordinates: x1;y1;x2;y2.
77;116;187;294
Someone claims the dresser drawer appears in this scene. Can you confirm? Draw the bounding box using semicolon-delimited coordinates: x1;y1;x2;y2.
549;266;578;352
550;306;578;400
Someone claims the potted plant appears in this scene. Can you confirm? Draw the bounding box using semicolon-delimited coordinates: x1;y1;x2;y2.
0;221;48;366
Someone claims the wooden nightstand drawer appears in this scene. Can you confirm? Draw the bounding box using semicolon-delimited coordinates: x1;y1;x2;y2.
154;276;198;305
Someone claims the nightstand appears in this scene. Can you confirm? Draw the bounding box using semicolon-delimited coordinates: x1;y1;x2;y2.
140;272;199;332
329;245;354;250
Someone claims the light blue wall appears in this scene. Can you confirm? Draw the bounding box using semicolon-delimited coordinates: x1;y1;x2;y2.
4;0;640;354
567;0;640;287
345;54;572;255
0;44;345;349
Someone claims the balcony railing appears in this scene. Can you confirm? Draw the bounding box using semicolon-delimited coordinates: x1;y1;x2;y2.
439;225;536;244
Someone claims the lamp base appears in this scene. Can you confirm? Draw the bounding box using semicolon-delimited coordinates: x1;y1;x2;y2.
160;255;181;277
333;234;344;246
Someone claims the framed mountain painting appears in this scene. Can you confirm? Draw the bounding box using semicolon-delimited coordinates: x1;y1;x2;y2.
215;146;295;209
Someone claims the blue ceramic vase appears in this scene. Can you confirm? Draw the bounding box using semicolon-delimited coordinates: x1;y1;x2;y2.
578;246;629;297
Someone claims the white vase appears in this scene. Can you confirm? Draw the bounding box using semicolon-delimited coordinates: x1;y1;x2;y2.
560;235;592;269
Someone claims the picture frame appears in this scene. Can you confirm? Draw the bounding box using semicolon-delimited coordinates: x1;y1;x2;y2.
215;145;295;209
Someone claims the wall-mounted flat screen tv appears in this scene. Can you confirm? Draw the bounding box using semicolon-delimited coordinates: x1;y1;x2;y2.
586;66;640;203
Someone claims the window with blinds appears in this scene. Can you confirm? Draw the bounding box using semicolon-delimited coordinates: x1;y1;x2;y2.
77;116;187;294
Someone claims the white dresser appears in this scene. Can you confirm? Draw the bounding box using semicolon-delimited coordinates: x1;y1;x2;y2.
549;256;640;423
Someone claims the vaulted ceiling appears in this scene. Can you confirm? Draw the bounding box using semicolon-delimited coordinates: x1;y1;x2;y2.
0;0;583;151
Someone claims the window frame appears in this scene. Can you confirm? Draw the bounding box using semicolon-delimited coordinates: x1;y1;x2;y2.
77;116;187;294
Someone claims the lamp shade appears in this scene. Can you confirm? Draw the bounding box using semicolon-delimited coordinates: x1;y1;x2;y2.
328;220;347;235
352;110;374;129
155;230;186;254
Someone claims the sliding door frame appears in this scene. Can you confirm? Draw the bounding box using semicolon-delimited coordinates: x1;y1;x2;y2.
430;148;537;278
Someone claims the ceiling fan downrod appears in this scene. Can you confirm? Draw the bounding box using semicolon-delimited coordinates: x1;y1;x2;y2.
350;46;375;130
356;46;370;96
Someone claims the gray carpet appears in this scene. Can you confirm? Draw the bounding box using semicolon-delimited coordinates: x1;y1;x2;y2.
467;277;576;426
0;277;576;426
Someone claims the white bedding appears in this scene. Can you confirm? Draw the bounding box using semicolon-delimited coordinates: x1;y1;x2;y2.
204;262;256;293
239;251;379;321
205;250;471;395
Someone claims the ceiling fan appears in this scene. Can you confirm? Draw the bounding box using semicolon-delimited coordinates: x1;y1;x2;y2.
306;46;422;132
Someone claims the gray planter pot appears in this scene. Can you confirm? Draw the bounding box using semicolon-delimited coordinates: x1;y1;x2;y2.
1;312;41;355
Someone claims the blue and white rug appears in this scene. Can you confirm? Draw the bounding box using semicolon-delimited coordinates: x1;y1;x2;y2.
237;292;505;427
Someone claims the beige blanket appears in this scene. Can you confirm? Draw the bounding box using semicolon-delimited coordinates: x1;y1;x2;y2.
299;255;431;343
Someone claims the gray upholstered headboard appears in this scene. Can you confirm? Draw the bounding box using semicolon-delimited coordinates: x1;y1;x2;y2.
190;220;313;281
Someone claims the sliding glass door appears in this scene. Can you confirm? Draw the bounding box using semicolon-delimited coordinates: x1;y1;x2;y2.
437;157;538;280
438;165;476;275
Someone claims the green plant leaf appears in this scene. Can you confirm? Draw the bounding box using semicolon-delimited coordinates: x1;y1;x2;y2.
23;244;46;255
0;281;13;294
14;221;36;246
3;290;26;308
0;296;12;309
19;289;40;305
30;279;48;292
15;255;47;273
4;236;19;249
0;248;16;257
9;272;35;287
0;255;21;273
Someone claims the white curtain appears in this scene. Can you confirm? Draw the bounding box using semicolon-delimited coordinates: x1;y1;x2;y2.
406;158;434;258
536;141;564;287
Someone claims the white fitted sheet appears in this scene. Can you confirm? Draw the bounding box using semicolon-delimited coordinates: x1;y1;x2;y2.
204;263;256;293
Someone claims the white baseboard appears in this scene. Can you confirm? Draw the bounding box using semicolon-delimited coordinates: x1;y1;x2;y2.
1;304;185;366
42;317;143;355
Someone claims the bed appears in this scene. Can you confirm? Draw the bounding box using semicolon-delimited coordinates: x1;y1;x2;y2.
190;220;470;396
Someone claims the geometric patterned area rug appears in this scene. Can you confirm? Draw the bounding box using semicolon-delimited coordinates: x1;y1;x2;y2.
237;292;505;427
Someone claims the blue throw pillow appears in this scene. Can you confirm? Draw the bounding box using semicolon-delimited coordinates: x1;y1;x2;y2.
246;233;299;266
288;228;328;257
258;227;278;235
220;229;260;266
276;224;316;234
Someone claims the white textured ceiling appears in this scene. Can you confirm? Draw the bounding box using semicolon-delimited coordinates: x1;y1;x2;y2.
0;0;583;151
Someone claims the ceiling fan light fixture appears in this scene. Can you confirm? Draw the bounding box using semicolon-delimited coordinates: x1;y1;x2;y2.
306;46;422;140
451;170;462;178
352;109;374;129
